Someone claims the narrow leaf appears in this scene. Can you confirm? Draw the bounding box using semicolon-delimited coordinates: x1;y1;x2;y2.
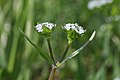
61;31;96;64
19;27;53;65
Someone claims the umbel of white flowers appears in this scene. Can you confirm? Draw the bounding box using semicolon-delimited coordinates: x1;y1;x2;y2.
34;22;56;38
34;22;56;32
63;23;86;43
63;23;85;35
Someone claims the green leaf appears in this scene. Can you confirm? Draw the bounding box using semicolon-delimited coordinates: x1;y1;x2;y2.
60;31;96;65
61;40;90;65
19;27;53;65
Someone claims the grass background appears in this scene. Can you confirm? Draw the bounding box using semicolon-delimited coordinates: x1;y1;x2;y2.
0;0;120;80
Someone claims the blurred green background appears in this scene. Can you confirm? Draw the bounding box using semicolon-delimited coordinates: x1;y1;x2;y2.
0;0;120;80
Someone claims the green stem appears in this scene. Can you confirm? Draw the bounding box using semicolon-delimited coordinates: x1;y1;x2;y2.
48;65;57;80
59;43;71;62
47;38;56;65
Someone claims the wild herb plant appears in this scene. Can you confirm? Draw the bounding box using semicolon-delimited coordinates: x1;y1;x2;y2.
19;22;96;80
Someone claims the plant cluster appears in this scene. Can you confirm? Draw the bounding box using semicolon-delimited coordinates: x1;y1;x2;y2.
19;22;95;80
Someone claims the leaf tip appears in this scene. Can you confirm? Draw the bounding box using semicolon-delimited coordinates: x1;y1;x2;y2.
89;31;96;41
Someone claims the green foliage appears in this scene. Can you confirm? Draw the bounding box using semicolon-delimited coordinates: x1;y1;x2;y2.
0;0;120;80
19;28;53;65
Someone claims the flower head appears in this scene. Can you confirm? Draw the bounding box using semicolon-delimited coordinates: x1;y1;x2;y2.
34;22;56;38
35;22;56;32
63;23;85;35
63;23;86;43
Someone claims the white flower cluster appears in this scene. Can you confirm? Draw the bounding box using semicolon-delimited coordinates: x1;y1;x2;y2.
34;22;56;32
63;23;86;35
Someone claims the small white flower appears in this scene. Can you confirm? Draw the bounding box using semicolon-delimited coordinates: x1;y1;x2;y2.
42;22;56;29
76;26;86;34
34;22;56;32
35;24;43;32
63;23;86;35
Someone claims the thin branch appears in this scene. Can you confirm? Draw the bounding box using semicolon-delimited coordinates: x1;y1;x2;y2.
47;38;56;65
59;43;71;62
